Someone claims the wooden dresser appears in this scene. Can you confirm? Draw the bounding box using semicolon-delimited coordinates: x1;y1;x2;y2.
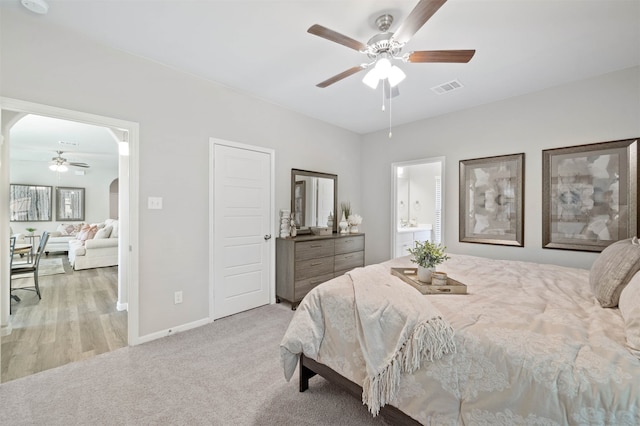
276;233;365;309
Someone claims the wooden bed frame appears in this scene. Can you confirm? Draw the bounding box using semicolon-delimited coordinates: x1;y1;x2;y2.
299;354;421;426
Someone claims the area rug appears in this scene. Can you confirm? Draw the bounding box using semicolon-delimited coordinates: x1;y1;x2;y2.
12;258;66;278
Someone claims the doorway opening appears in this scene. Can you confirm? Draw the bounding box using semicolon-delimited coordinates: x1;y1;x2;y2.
391;157;445;258
1;98;139;381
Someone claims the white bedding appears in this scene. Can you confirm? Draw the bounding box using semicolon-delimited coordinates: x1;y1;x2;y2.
280;254;640;425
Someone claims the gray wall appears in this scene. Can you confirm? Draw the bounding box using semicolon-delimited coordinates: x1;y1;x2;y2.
1;7;362;337
362;66;640;269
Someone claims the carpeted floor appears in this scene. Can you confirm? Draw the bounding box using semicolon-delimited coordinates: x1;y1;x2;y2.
0;303;389;425
11;258;66;279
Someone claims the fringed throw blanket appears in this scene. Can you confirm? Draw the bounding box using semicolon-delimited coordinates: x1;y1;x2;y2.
347;264;456;416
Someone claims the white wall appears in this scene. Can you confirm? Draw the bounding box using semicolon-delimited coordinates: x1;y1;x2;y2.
1;8;362;337
362;66;640;269
10;160;118;232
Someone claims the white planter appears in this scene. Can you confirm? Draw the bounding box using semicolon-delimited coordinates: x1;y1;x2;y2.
417;266;433;283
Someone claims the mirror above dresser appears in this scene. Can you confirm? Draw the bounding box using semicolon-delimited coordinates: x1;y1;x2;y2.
291;169;337;233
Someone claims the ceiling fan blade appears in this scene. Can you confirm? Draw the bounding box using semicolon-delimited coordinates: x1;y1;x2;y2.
407;50;475;63
393;0;447;45
307;24;367;52
69;162;90;168
316;65;366;88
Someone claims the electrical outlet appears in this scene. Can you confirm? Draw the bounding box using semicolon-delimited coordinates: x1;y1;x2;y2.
148;196;163;210
174;291;183;304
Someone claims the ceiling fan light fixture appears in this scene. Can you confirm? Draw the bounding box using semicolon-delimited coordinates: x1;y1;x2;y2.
362;68;380;89
374;56;392;79
387;65;406;87
49;164;68;172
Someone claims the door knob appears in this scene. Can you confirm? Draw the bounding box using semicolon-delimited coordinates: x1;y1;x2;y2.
264;234;272;241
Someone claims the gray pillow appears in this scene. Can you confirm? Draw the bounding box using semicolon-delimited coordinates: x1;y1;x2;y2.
589;237;640;308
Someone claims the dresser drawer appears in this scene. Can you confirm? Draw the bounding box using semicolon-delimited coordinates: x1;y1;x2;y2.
334;250;364;273
335;235;364;255
294;272;335;300
295;239;334;261
295;256;335;281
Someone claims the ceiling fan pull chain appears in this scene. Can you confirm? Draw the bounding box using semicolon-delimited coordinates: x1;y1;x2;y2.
381;79;386;112
388;88;393;139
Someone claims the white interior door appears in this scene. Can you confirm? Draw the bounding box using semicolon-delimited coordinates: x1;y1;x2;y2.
212;142;273;319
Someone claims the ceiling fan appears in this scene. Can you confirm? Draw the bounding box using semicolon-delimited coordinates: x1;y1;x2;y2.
307;0;475;91
49;150;90;172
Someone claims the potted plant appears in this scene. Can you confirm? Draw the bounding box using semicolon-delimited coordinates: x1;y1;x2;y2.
407;240;450;283
339;201;351;234
25;227;37;236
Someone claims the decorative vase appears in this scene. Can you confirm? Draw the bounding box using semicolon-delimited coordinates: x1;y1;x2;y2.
339;213;348;234
417;266;433;283
349;225;358;233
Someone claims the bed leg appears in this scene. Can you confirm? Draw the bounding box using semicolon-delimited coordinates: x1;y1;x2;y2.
299;354;316;392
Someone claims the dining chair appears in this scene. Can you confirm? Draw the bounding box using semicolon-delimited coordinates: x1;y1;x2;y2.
11;231;50;303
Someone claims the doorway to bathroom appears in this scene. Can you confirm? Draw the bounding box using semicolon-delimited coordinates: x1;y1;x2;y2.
391;157;445;258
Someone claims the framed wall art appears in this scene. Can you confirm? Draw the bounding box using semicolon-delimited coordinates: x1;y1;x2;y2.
10;184;53;222
542;138;638;252
56;186;85;221
459;153;524;246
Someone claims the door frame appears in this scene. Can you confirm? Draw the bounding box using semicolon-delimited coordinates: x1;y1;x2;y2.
0;97;140;345
208;137;275;321
391;156;446;257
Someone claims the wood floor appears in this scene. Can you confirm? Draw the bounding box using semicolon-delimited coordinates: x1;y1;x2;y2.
1;254;127;383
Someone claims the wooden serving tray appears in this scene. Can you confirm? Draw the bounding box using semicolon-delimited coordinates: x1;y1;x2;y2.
390;267;468;295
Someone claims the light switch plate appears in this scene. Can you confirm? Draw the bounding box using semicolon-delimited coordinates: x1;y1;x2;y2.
148;196;163;209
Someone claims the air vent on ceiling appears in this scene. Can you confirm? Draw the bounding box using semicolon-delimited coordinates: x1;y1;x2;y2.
58;140;79;147
431;79;464;95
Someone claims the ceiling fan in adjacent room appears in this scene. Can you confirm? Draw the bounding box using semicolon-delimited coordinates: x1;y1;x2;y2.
49;150;90;172
307;0;475;92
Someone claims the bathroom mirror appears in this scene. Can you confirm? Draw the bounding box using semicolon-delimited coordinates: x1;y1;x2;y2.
291;169;337;233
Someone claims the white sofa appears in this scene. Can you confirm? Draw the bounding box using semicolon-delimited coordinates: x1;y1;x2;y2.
45;223;85;254
68;219;119;270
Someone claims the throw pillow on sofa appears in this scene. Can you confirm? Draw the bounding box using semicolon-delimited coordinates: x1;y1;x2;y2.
77;225;95;241
94;225;113;239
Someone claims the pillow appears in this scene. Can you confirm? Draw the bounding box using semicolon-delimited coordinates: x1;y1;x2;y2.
86;225;99;240
110;220;119;238
619;271;640;358
59;223;84;236
94;225;112;239
589;237;640;308
76;225;91;241
57;224;76;235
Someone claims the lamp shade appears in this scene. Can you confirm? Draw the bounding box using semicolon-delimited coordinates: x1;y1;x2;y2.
387;65;406;87
49;164;68;172
362;68;380;89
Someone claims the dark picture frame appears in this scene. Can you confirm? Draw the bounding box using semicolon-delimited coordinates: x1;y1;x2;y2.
10;184;53;222
459;153;525;246
56;186;85;221
542;138;638;252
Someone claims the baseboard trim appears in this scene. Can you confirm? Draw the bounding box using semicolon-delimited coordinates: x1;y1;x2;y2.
134;317;212;345
116;301;128;311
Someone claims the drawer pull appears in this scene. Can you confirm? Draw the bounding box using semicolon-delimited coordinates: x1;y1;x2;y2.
344;255;353;259
310;244;323;248
310;262;323;266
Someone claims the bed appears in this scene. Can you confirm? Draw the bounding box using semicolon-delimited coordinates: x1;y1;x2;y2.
280;246;640;425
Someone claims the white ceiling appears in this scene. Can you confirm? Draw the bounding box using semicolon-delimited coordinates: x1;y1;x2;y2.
10;114;119;169
4;0;640;137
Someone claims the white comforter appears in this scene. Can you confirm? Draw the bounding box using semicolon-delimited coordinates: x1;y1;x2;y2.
280;254;640;426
